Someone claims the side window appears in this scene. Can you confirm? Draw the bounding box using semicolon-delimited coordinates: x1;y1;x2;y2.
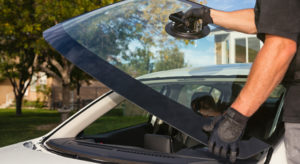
177;85;202;108
150;85;164;93
177;84;222;108
83;100;149;136
269;85;285;98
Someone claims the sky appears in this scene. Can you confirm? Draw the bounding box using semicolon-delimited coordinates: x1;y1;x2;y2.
180;35;216;67
205;0;256;11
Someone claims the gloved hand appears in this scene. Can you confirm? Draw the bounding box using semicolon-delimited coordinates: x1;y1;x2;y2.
182;7;213;26
203;107;249;163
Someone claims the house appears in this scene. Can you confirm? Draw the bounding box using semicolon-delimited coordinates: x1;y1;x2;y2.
0;72;109;109
0;79;14;108
211;27;263;64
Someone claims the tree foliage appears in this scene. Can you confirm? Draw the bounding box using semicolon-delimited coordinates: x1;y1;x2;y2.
66;0;189;78
154;48;186;72
0;0;39;115
116;0;188;76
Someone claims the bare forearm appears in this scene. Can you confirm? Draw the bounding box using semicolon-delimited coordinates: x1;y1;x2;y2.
210;9;257;34
231;35;297;116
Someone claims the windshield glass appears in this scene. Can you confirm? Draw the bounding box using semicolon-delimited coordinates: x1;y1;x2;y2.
45;0;276;158
63;0;260;77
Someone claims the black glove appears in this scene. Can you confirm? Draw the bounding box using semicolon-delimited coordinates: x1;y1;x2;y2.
203;107;249;163
182;7;213;26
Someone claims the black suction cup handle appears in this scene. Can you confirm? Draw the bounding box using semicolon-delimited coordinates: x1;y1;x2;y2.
169;11;185;24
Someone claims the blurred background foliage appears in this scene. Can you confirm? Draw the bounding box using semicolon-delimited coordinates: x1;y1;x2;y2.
0;0;120;115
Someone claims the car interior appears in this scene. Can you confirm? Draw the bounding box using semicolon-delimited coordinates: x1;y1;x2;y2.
46;80;285;163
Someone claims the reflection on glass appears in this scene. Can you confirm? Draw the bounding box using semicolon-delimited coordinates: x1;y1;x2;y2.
84;100;149;135
61;0;262;78
146;77;284;118
63;0;220;78
235;38;246;63
248;37;260;62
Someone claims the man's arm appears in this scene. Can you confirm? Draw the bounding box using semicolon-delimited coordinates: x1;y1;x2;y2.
231;34;297;116
186;7;297;116
210;9;257;34
183;7;297;162
209;8;297;116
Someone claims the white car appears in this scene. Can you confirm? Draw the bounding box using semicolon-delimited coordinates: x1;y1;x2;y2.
0;64;288;164
0;0;289;163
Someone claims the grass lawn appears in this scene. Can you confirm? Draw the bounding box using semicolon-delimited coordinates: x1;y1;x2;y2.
0;108;148;148
0;108;61;147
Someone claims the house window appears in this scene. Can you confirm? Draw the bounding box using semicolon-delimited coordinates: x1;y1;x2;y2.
30;72;48;92
235;38;246;63
30;75;37;92
248;37;260;62
235;37;260;63
216;42;222;64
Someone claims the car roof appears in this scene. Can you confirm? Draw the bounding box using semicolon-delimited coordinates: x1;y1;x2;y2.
137;63;251;80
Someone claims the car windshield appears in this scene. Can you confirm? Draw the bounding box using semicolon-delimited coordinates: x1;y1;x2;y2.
44;0;273;158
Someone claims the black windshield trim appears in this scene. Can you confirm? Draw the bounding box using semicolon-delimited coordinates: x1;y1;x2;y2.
46;138;218;163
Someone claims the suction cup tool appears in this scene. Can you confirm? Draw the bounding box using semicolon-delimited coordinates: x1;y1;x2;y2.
165;11;210;40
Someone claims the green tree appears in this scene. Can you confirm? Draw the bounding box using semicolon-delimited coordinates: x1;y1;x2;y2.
0;69;5;82
35;0;120;114
0;0;121;116
0;0;39;115
154;48;186;72
121;47;154;77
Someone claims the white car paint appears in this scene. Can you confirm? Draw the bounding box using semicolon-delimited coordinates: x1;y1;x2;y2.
0;141;93;164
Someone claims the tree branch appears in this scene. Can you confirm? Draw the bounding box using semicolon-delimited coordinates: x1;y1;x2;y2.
23;77;32;95
8;76;18;96
50;57;64;74
40;62;61;81
28;54;38;74
69;63;75;73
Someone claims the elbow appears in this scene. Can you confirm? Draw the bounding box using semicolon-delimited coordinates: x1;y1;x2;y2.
280;38;297;56
247;28;257;35
246;29;257;35
265;34;297;57
245;24;257;34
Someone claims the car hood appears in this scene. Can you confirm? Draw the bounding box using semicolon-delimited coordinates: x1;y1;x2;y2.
43;0;269;159
0;142;93;164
